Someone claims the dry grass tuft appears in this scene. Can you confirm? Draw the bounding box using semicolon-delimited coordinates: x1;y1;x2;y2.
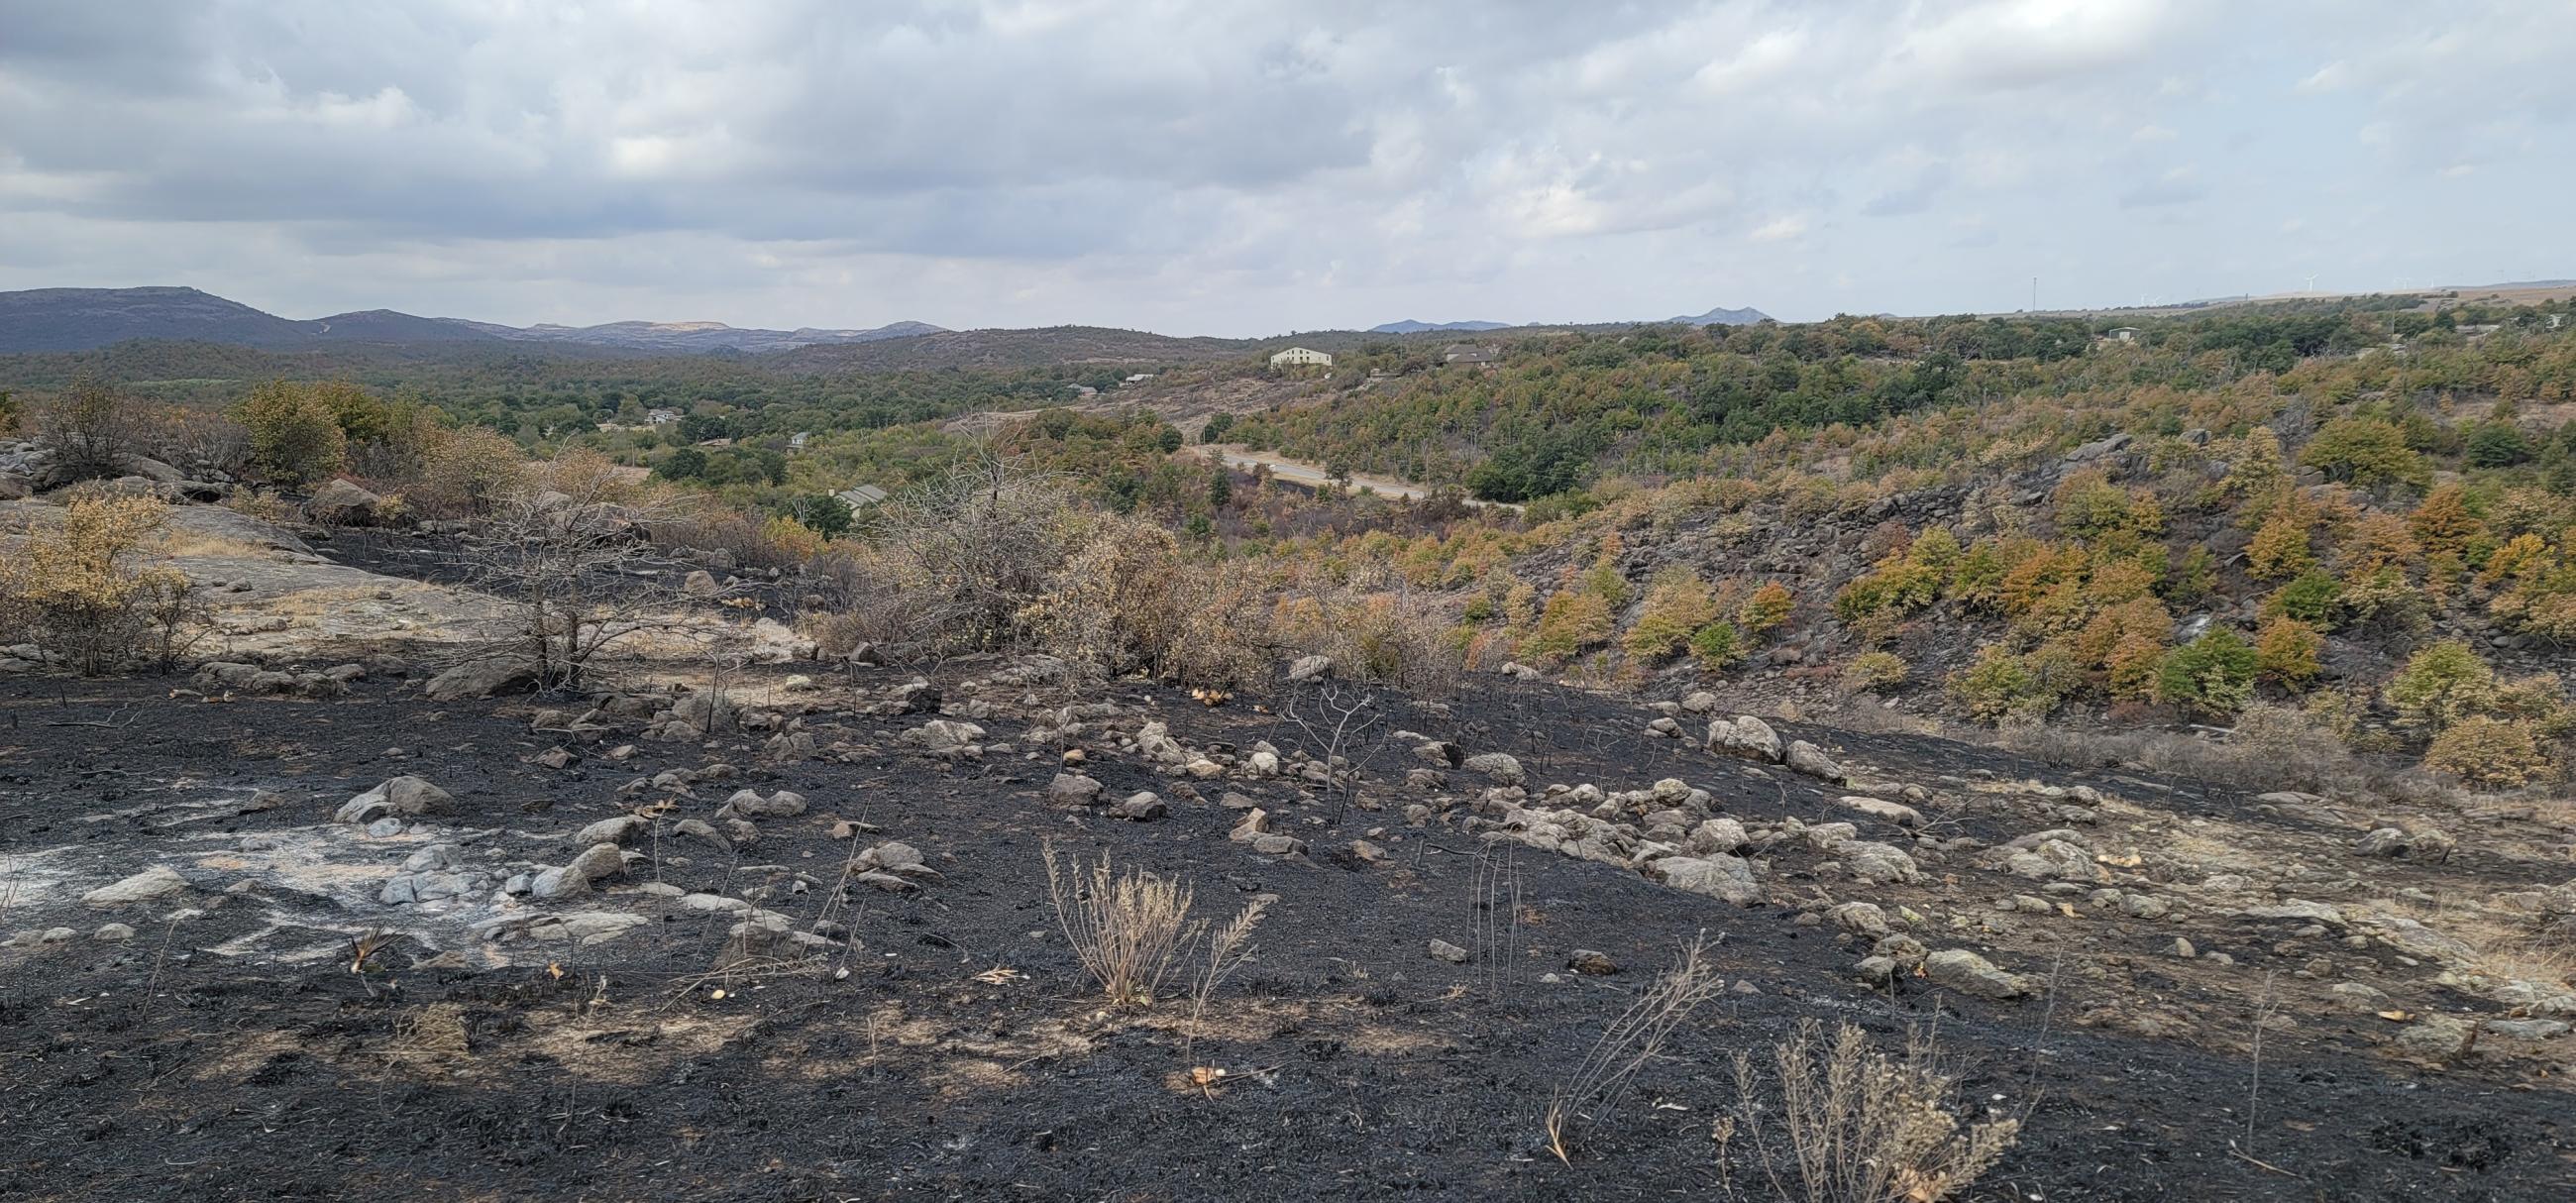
1042;843;1201;1007
1732;1020;2019;1203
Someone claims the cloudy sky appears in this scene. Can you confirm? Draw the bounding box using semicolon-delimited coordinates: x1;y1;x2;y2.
1;1;2568;336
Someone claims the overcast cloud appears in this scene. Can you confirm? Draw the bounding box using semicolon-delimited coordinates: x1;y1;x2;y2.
1;1;2567;335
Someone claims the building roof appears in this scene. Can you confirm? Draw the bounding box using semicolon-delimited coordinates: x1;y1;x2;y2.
1442;344;1501;364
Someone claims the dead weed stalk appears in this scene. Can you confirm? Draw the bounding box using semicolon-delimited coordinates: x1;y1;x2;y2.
1543;931;1725;1164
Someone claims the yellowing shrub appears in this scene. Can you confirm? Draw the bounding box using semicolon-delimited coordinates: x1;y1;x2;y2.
2423;716;2550;788
1622;571;1718;663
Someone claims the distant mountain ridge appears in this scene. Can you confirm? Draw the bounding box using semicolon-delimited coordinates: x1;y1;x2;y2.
1665;305;1771;326
1370;306;1772;334
1368;318;1514;334
0;286;942;355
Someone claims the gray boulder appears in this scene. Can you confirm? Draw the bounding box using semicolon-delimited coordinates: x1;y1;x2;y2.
81;865;189;908
422;657;536;702
1048;773;1105;806
1706;715;1783;763
306;479;384;525
1653;854;1764;905
1783;740;1843;783
1925;949;2028;1000
1462;752;1526;785
337;775;454;823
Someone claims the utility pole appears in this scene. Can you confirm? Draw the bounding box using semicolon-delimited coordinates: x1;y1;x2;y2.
2031;276;2038;311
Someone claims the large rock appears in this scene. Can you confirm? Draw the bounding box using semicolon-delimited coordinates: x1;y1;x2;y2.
81;865;189;908
1842;796;1925;828
121;454;187;484
726;789;807;818
1841;841;1922;885
1687;818;1750;855
306;479;384;525
2356;825;2457;863
336;775;455;823
1783;740;1843;783
533;842;629;900
1285;654;1334;683
1652;854;1764;905
422;657;537;702
1461;752;1526;785
1706;715;1783;763
1109;791;1168;821
1048;773;1105;806
1925;949;2028;1000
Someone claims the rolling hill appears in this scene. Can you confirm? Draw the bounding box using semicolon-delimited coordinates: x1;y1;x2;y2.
0;286;941;355
1367;318;1514;334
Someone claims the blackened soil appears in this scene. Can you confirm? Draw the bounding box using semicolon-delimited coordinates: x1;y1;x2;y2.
2;669;2571;1202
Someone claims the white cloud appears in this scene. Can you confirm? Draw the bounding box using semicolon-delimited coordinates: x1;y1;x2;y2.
1749;214;1810;242
0;0;2564;332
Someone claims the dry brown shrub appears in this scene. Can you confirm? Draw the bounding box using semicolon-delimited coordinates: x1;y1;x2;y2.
402;426;529;518
1274;574;1465;696
0;489;204;674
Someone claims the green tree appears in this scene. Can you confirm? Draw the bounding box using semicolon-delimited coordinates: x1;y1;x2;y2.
2466;423;2534;468
2156;628;2259;717
653;447;709;480
234;381;349;487
2302;417;2428;489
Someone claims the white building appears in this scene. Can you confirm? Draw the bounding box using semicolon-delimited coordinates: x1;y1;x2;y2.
1269;346;1334;368
2104;327;2142;343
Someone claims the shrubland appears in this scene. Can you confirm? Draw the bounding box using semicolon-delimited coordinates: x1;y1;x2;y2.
10;292;2576;791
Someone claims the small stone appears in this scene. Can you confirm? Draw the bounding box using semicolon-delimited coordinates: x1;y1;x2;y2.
94;923;137;942
1250;834;1306;856
2171;937;2197;958
1567;949;1619;975
1429;938;1470;964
